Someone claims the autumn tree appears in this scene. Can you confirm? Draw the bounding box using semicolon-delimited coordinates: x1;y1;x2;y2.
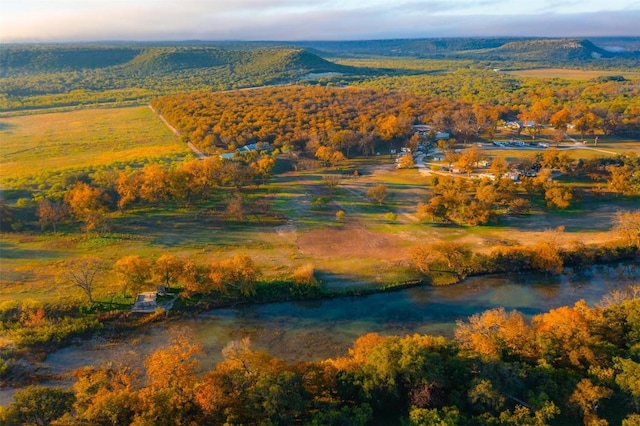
315;145;346;167
367;184;388;205
409;242;471;278
251;155;275;186
209;254;259;296
225;195;244;222
196;338;310;425
114;255;152;297
573;112;601;140
179;260;212;296
455;146;484;176
607;165;635;196
530;236;563;275
532;301;598;368
136;333;202;426
115;170;142;211
455;308;534;360
377;114;411;143
72;363;140;425
154;254;184;291
397;155;415;169
64;182;110;233
431;241;472;278
569;379;613;420
409;245;439;275
549;108;572;134
613;210;640;247
36;198;69;232
488;156;510;179
138;164;170;204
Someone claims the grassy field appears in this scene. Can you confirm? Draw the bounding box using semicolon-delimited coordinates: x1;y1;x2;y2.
0;106;189;186
503;68;640;80
1;106;640;304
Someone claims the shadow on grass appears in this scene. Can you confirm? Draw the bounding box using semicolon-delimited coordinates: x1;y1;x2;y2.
0;241;59;260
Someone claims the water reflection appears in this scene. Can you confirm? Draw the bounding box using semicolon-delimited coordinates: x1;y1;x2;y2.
42;264;637;374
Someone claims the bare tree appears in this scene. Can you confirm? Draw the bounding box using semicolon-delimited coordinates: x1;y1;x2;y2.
60;256;105;304
322;175;341;195
613;210;640;247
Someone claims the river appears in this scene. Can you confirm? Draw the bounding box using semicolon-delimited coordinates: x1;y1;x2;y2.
1;264;636;405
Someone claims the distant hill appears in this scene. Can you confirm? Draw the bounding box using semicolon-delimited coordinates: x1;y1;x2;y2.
0;46;142;76
457;39;616;61
291;38;517;58
0;45;348;78
292;37;639;63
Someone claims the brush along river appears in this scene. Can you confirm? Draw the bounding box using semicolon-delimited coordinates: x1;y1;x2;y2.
0;264;636;405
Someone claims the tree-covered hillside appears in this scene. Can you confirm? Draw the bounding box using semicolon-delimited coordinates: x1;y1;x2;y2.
294;37;639;63
0;45;352;111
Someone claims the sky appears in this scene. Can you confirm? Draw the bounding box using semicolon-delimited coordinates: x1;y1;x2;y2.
1;0;639;42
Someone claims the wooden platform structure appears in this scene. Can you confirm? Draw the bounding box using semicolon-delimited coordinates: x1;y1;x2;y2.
131;291;157;313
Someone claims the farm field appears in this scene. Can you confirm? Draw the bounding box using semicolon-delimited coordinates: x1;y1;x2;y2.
0;106;188;186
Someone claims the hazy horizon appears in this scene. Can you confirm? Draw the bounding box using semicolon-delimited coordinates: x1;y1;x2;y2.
2;0;640;43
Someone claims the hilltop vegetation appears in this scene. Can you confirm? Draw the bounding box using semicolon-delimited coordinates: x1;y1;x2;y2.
2;38;640;112
0;46;351;111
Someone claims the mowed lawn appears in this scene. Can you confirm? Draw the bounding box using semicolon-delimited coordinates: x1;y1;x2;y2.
0;106;187;184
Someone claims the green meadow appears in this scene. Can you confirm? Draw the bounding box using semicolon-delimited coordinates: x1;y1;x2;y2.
0;106;188;186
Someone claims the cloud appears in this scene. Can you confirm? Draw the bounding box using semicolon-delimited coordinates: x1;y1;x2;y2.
1;0;639;42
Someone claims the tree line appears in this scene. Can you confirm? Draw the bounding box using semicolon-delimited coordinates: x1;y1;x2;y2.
30;153;275;234
2;289;639;425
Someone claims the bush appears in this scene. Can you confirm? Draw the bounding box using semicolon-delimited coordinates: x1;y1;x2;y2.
291;263;317;285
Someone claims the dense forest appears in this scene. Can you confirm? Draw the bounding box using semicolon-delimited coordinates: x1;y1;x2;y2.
151;83;640;155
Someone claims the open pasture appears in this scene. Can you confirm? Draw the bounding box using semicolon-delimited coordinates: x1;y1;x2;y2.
0;106;187;185
503;68;640;80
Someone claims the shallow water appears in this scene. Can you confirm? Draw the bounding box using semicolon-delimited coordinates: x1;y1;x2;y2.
1;264;635;406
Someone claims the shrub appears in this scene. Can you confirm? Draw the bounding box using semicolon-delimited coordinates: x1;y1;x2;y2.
291;263;318;285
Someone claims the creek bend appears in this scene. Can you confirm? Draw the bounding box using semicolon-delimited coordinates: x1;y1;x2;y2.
45;264;636;372
0;265;635;406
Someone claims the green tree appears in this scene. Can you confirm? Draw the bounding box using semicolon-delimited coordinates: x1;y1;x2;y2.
2;385;74;426
614;357;640;411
